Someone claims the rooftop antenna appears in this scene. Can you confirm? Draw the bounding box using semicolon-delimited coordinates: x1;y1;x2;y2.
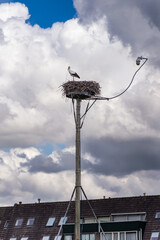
61;57;148;240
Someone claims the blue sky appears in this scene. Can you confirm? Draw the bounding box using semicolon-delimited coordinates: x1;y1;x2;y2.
4;0;77;28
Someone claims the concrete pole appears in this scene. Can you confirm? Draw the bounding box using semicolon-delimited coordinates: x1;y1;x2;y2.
75;98;81;240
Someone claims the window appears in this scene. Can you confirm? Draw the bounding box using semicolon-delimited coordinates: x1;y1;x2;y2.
58;217;67;225
15;218;23;227
27;218;35;226
54;236;62;240
4;220;9;228
42;236;50;240
120;233;125;240
126;232;136;240
155;212;160;219
98;217;110;223
102;233;112;240
21;238;29;240
150;232;159;240
82;217;96;223
64;235;72;240
102;232;137;240
46;217;56;226
10;238;17;240
82;234;95;240
112;215;126;222
113;233;118;240
127;215;142;221
111;213;146;222
82;217;110;224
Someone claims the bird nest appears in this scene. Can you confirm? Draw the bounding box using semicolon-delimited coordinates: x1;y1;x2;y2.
62;81;101;99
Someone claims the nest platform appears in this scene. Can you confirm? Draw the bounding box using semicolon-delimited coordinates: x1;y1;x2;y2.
62;81;101;99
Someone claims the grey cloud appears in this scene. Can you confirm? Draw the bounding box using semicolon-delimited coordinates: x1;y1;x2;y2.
19;148;100;175
21;136;160;178
21;151;75;173
82;137;160;177
0;103;12;122
123;80;160;131
74;0;160;67
136;1;160;29
21;155;62;173
0;180;14;197
0;157;4;164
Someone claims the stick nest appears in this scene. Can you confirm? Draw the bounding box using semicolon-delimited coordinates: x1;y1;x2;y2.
62;81;101;98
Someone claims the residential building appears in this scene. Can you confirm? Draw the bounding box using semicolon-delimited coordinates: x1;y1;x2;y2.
0;195;160;240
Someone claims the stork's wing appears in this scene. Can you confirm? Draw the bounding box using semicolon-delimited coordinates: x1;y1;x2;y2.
73;72;80;78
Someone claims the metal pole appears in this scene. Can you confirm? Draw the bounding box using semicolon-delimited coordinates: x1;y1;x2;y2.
75;98;81;240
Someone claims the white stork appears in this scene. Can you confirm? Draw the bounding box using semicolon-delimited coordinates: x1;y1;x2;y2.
68;66;80;80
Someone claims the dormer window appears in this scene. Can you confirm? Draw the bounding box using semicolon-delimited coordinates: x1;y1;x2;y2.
81;216;110;224
98;217;110;223
82;217;96;223
111;212;146;222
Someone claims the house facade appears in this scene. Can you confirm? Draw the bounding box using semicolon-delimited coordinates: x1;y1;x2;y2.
0;195;160;240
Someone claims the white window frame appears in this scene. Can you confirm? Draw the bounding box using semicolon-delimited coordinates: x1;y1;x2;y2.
10;238;17;240
21;238;29;240
46;217;56;226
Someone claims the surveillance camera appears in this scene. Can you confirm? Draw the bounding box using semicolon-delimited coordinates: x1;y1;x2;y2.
136;57;141;65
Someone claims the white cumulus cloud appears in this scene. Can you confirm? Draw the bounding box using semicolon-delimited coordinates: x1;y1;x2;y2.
0;2;30;22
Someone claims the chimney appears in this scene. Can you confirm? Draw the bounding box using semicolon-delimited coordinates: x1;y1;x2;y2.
143;193;146;196
103;196;106;199
19;201;22;205
38;198;41;203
